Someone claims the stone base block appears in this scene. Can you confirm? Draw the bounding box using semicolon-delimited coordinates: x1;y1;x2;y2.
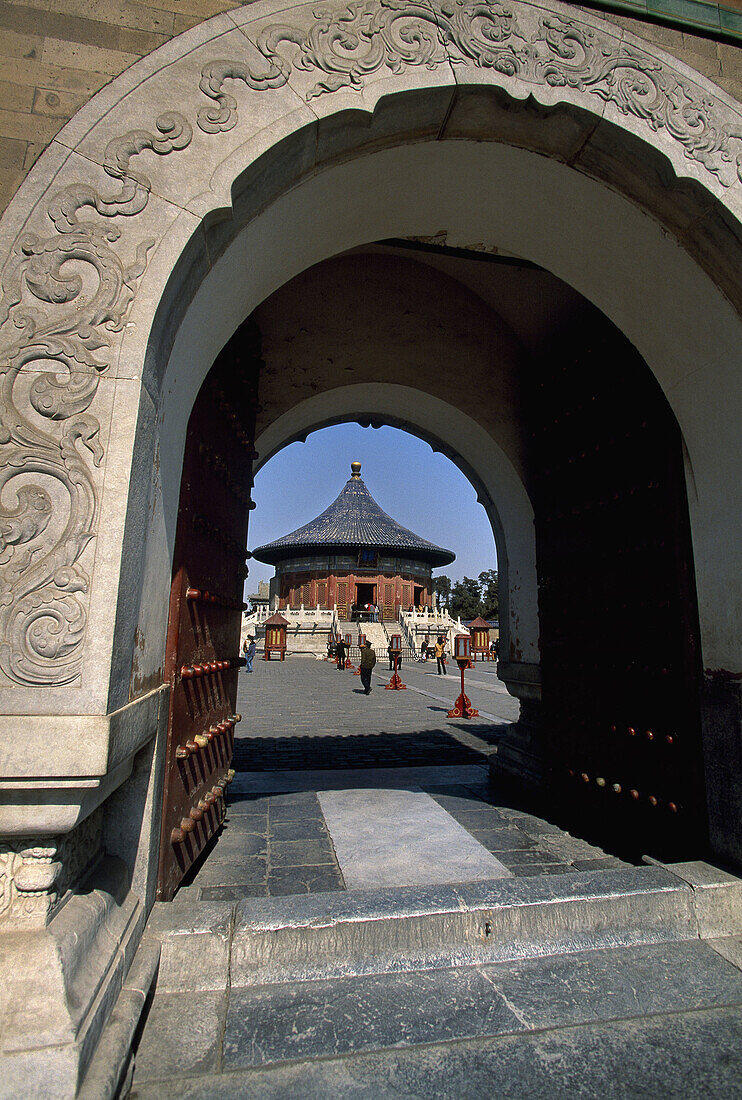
0;857;145;1100
664;861;742;938
489;698;547;793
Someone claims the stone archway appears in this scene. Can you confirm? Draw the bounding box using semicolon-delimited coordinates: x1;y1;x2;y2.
2;0;742;1087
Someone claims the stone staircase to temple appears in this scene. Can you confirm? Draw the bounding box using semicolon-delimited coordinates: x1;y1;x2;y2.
336;620;388;654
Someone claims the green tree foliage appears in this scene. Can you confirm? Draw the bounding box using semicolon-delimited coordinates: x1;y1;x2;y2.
441;570;500;621
433;574;452;608
449;576;483;621
478;569;500;621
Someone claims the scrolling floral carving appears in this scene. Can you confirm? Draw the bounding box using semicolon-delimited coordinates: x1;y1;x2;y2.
0;112;192;686
197;0;742;185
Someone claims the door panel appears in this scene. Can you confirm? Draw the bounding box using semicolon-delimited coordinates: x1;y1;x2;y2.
529;320;706;860
156;322;261;900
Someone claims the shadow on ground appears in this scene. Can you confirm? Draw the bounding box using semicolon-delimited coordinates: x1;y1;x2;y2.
232;726;508;771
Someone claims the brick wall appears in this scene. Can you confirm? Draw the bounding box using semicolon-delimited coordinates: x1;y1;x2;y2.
0;0;739;216
576;6;742;101
0;0;246;212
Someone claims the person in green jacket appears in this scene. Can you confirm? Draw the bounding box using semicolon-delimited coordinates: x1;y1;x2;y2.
359;640;376;695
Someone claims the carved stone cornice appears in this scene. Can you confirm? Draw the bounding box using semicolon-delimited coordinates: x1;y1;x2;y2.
198;0;742;187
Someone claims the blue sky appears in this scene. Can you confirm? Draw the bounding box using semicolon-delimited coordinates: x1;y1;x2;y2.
245;424;497;596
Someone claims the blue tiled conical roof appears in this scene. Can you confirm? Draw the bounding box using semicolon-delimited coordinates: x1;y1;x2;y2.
252;463;455;567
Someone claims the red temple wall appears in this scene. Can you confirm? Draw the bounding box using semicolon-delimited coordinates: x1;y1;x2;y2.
277;571;430;618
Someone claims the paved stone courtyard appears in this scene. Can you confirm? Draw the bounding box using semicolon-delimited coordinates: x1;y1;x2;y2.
129;657;742;1099
176;657;629;902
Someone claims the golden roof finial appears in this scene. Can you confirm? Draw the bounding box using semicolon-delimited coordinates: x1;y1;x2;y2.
350;461;362;479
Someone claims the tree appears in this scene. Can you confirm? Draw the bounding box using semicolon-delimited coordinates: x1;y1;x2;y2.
449;576;482;621
478;569;499;622
433;574;452;609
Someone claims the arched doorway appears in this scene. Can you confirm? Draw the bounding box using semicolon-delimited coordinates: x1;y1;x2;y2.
156;237;704;894
2;2;742;1079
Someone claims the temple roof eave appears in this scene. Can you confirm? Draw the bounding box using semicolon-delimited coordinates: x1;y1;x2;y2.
251;541;455;568
251;464;455;570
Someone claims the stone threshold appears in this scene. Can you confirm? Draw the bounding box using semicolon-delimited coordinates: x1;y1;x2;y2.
144;862;742;995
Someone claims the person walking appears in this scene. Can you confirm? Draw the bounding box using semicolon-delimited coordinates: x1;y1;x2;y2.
435;635;447;675
245;635;256;673
359;640;376;694
336;637;347;671
387;642;394;671
421;635;430;662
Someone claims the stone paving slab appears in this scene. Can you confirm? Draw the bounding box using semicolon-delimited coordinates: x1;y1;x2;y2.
130;938;742;1093
318;787;511;888
176;660;630;902
228;764;490;795
180;768;630;901
132;991;226;1082
220;939;742;1070
128;1003;742;1099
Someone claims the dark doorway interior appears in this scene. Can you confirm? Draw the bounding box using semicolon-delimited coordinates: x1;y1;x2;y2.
356;583;376;609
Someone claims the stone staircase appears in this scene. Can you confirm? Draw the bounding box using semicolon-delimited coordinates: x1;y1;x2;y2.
283;620;333;656
124;862;742;1098
358;620;389;653
336;620;388;654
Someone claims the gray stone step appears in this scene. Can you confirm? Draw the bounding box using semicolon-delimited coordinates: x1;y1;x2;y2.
130;940;742;1095
143;863;741;993
229;866;696;986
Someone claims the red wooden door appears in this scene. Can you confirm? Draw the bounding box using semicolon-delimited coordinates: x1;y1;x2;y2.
156;322;261;900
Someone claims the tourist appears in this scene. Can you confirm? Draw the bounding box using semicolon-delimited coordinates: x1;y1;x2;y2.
421;635;430;662
387;642;394;670
435;635;447;675
336;637;347;671
245;635;256;673
359;640;376;694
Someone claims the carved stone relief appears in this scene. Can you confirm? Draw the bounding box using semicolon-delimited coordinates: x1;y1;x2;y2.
0;0;739;689
199;0;742;186
0;808;102;929
0;114;191;687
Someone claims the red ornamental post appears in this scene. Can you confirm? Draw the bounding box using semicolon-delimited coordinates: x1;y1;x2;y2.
385;633;407;690
448;634;479;718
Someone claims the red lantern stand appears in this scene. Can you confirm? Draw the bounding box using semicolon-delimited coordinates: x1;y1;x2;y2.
344;632;355;670
448;634;479;717
468;617;492;661
385;633;406;690
263;613;289;660
353;633;366;675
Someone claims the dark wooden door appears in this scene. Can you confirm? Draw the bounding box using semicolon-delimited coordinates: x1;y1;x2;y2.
156;322;260;901
529;318;707;861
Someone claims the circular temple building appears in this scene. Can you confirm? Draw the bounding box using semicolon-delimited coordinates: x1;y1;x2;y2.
251;462;455;620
